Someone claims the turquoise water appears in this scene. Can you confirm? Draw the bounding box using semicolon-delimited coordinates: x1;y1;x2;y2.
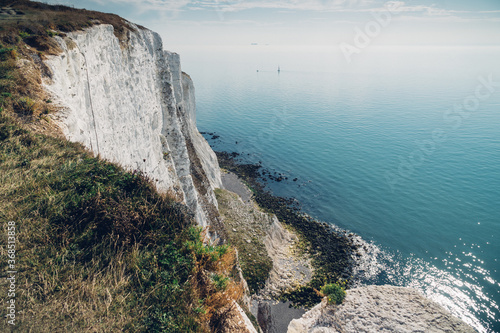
176;45;500;332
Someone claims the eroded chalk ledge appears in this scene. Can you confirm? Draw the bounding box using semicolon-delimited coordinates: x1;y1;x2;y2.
288;285;476;333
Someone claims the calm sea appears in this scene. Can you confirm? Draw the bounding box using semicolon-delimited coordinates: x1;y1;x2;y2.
175;44;500;332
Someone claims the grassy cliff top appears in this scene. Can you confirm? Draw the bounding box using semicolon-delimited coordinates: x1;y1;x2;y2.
1;0;139;46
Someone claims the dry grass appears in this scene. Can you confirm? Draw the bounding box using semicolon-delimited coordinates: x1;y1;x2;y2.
186;229;246;331
0;113;188;331
0;112;246;332
18;245;133;332
0;24;63;135
1;0;137;47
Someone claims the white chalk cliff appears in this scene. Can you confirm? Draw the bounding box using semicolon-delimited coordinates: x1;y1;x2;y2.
42;23;222;228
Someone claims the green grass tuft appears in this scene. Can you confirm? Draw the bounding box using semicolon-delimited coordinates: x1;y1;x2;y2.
321;282;346;305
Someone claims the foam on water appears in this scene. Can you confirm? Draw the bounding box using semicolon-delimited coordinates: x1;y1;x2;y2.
347;229;491;332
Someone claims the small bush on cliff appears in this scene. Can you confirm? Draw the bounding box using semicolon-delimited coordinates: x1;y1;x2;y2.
19;31;31;39
211;273;230;291
186;227;245;325
0;46;16;61
14;96;38;115
320;283;346;305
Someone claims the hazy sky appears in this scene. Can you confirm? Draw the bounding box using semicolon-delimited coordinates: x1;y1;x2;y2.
44;0;500;46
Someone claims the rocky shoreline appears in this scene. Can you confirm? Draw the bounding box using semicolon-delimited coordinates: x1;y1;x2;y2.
214;151;476;333
217;170;314;331
215;151;357;308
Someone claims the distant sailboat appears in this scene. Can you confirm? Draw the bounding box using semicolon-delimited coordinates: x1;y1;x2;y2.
278;66;280;73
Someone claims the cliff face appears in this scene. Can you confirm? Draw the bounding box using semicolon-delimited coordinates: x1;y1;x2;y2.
42;24;222;228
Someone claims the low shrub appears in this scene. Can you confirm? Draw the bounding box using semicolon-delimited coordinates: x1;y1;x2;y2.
187;227;245;328
320;283;346;305
0;46;16;61
14;96;38;115
19;31;31;39
212;273;230;291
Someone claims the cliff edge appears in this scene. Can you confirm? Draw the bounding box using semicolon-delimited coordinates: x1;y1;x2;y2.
43;23;222;230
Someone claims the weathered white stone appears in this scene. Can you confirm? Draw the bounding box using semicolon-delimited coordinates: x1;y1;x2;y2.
43;24;221;227
261;218;313;299
287;285;475;333
219;301;259;333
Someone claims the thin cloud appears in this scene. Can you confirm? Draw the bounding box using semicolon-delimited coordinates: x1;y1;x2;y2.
85;0;378;13
199;0;378;12
50;0;500;22
89;0;192;12
393;14;500;23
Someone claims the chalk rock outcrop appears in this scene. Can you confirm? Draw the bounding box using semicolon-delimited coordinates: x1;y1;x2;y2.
43;23;221;227
218;301;259;333
262;219;313;298
288;285;475;333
